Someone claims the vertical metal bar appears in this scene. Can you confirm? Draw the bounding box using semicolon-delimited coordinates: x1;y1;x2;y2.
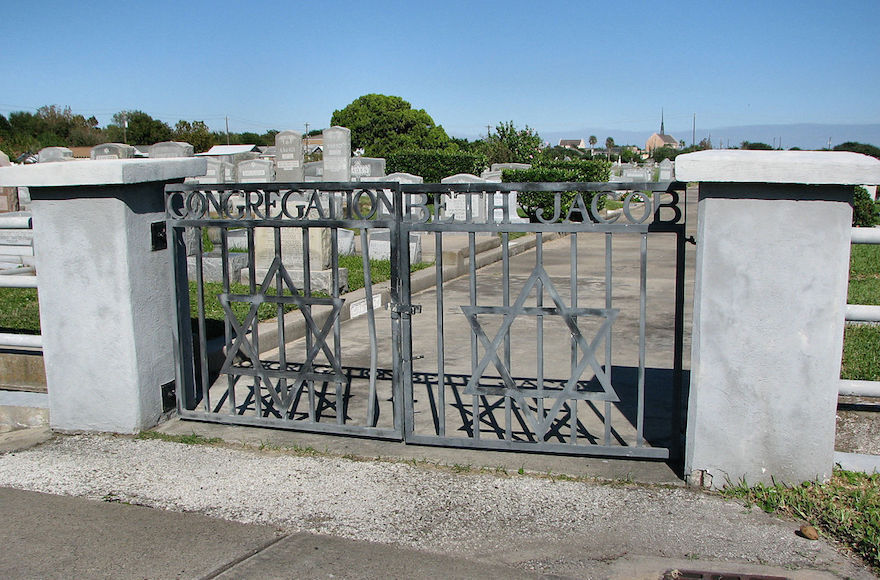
195;227;210;412
275;227;287;417
248;226;262;418
503;231;511;442
536;232;544;435
604;232;612;446
170;223;196;412
435;231;446;437
221;227;235;415
672;224;686;460
637;232;647;447
391;185;407;437
362;230;379;427
569;232;578;445
469;226;479;440
332;226;343;425
303;226;315;422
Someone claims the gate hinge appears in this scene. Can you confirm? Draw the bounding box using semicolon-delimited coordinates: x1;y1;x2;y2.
388;303;422;318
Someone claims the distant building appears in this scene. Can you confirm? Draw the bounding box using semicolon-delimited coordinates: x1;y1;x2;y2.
559;138;586;149
645;112;679;153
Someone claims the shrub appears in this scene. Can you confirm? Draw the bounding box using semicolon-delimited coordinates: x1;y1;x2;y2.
853;186;879;227
502;159;611;222
386;149;488;183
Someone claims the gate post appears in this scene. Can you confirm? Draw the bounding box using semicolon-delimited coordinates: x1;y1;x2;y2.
0;158;206;433
676;150;880;488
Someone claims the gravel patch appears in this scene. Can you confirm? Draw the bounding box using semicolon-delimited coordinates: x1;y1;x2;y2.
0;434;870;576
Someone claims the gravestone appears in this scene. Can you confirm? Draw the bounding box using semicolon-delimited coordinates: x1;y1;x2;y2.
38;147;73;163
440;173;489;222
91;143;136;160
149;141;194;158
659;158;674;181
275;130;304;181
479;170;528;224
322;126;351;181
0;152;16;212
350;157;386;182
368;230;422;263
236;158;275;183
376;172;424;217
192;157;227;184
304;161;323;181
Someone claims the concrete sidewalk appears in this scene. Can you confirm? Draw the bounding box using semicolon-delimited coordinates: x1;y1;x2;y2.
0;431;873;579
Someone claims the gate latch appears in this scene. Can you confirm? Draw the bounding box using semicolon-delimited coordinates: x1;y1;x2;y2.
388;303;422;318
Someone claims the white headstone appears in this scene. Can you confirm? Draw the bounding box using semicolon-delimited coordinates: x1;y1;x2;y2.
440;173;489;222
275;130;304;181
90;143;136;160
236;158;275;183
322;126;351;182
38;147;73;163
149;141;194;158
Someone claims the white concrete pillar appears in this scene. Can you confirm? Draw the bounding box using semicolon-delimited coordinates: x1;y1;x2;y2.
0;159;206;433
676;151;880;488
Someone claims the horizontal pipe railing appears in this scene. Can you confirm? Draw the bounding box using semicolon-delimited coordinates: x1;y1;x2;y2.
0;214;41;348
0;332;41;348
841;227;880;396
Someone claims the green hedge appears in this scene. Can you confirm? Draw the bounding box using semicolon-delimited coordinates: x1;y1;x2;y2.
502;159;611;222
386;149;488;183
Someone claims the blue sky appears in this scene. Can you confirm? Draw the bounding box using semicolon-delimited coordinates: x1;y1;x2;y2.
1;0;878;145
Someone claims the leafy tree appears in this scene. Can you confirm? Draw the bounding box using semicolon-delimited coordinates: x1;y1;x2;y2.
740;141;773;150
853;186;879;227
474;121;542;165
173;120;214;153
605;137;615;159
537;145;588;163
330;94;450;158
834;142;880;159
106;110;172;145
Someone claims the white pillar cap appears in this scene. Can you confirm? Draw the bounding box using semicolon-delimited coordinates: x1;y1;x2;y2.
0;158;207;187
675;150;880;185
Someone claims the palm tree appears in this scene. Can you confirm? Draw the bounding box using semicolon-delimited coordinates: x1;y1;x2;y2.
589;135;597;157
605;137;615;160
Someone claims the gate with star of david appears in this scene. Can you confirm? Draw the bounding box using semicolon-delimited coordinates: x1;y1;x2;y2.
165;180;687;459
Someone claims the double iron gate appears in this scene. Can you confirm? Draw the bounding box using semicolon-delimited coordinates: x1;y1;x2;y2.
166;181;686;459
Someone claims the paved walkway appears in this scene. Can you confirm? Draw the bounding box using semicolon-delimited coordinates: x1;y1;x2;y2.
0;430;873;579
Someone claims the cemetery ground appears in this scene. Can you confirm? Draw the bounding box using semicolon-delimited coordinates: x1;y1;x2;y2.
2;209;880;575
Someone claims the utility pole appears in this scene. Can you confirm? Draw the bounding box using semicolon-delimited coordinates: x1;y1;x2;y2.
692;113;696;147
304;122;310;158
225;116;230;145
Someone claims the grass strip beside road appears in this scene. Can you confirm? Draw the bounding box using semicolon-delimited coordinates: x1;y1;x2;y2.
723;469;880;571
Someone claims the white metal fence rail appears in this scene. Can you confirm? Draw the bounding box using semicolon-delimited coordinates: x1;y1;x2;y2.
0;212;40;348
841;226;880;397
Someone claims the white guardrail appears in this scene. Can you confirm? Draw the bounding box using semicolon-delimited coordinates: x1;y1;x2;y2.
0;212;41;349
842;226;880;396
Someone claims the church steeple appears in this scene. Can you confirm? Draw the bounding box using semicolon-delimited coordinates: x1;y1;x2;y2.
660;108;665;135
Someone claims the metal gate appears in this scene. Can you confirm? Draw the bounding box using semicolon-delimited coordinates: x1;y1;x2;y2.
166;180;686;459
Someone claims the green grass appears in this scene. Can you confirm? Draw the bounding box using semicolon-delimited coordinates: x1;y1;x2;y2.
0;256;431;335
844;244;880;380
722;469;880;570
0;287;40;334
849;245;880;305
135;431;223;445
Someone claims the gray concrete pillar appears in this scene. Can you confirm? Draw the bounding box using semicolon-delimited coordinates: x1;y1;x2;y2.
0;158;206;433
676;150;880;488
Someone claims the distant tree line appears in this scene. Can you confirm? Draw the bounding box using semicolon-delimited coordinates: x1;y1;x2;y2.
0;105;284;159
